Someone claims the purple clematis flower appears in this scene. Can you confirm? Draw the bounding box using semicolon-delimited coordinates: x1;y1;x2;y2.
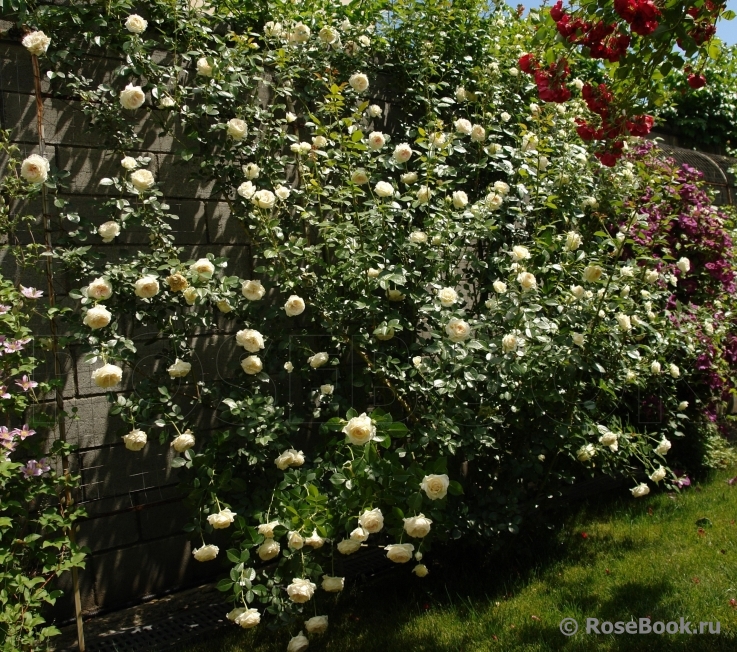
0;386;9;399
21;458;51;477
4;340;25;353
20;286;43;299
17;424;35;440
0;305;10;314
15;375;38;392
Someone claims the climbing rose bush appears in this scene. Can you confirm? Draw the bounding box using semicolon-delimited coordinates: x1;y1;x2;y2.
7;0;737;644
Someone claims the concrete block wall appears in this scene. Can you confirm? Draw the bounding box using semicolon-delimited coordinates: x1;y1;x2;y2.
0;36;248;620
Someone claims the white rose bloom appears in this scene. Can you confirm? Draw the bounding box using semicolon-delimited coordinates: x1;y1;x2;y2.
305;615;329;634
320;384;334;395
351;169;370;185
367;268;381;278
130;169;155;191
401;171;418;185
319;26;338;44
285;111;297;123
452;191;468;209
521;133;538;152
368;104;383;118
82;306;113;330
359;35;371;47
421;473;450;499
287;632;309;652
237;181;256;199
22;31;52;55
502;333;518;353
96;220;121;244
305;531;325;548
438;287;458;307
167;358;191;378
630;483;650;498
368;131;386;149
470;124;486;142
252;189;276;209
257;521;280;538
493;280;507;294
241;279;265;301
288;531;305;550
190;258;215;279
572;332;585;347
285;295;306;317
650;466;667;483
454;118;473;135
565;231;582;251
385;543;414;563
123;429;147;451
570;285;585;300
358;508;384;534
413;564;429;577
417;185;432;203
308;352;329;368
616;314;632;332
509;67;519;77
374;181;394;197
274;449;305;470
312;135;327;149
236;329;265;353
445;318;471;343
120;84;145;110
430;132;447;148
678;401;689;411
158;96;175;109
227;118;247;140
343;413;376;445
669;364;680;378
121;156;137;171
705;322;714;335
196;57;213;77
192;544;219;561
677;257;691;273
486;192;504;210
626;370;637;383
241;355;263;375
171;431;195;452
350;526;369;542
393;143;413;163
257;538;280;561
409;230;428;244
404;514;432;538
216;299;232;313
654;437;672;455
87;277;113;301
498;111;511;122
517;272;537;291
387;289;405;301
582;196;598;210
207;508;236;529
125;14;148;34
20;154;50;184
284;361;294;373
412;356;422;367
577;443;596;462
337;538;361;555
134;275;160;298
349;72;369;92
233;608;260;629
651;361;661;374
511;245;530;261
264;21;283;37
583;265;603;283
598;430;619;450
243;163;260;179
455;85;467;102
620;285;631;298
92;363;123;388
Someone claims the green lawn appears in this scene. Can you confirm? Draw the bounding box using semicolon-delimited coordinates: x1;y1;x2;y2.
185;469;737;652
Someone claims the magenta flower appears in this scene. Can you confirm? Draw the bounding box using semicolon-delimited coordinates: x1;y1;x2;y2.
20;286;43;299
21;458;51;477
4;340;25;353
0;386;10;399
15;375;38;392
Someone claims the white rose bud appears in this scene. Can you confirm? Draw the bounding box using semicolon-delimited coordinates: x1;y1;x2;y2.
445;318;471;343
455;85;467;102
677;257;690;273
171;431;195;452
20;154;50;184
130;169;155;191
207;508;236;529
22;31;52;56
167;358;191;378
196;57;213;77
305;531;325;548
120;84;145;110
403;514;432;538
183;287;197;305
616;314;632;332
678;401;689;411
121;156;137;171
669;364;680;378
308;352;329;368
412;356;422;367
227;118;247;140
87;277;113;300
123;428;147;451
285;111;297;123
216;299;232;313
288;531;305;550
421;474;449;500
651;361;661;374
385;543;414;563
285;295;306;316
305;615;328;634
83;305;112;330
630;483;650;498
134;275;160;298
349;72;369;92
125;14;148;34
92;363;123;388
413;564;429;577
257;538;280;561
241;355;263;375
284;361;294;373
192;544;219;561
241;279;265;301
343;413;376;445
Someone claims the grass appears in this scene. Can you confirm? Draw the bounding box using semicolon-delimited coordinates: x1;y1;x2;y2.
184;469;737;652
